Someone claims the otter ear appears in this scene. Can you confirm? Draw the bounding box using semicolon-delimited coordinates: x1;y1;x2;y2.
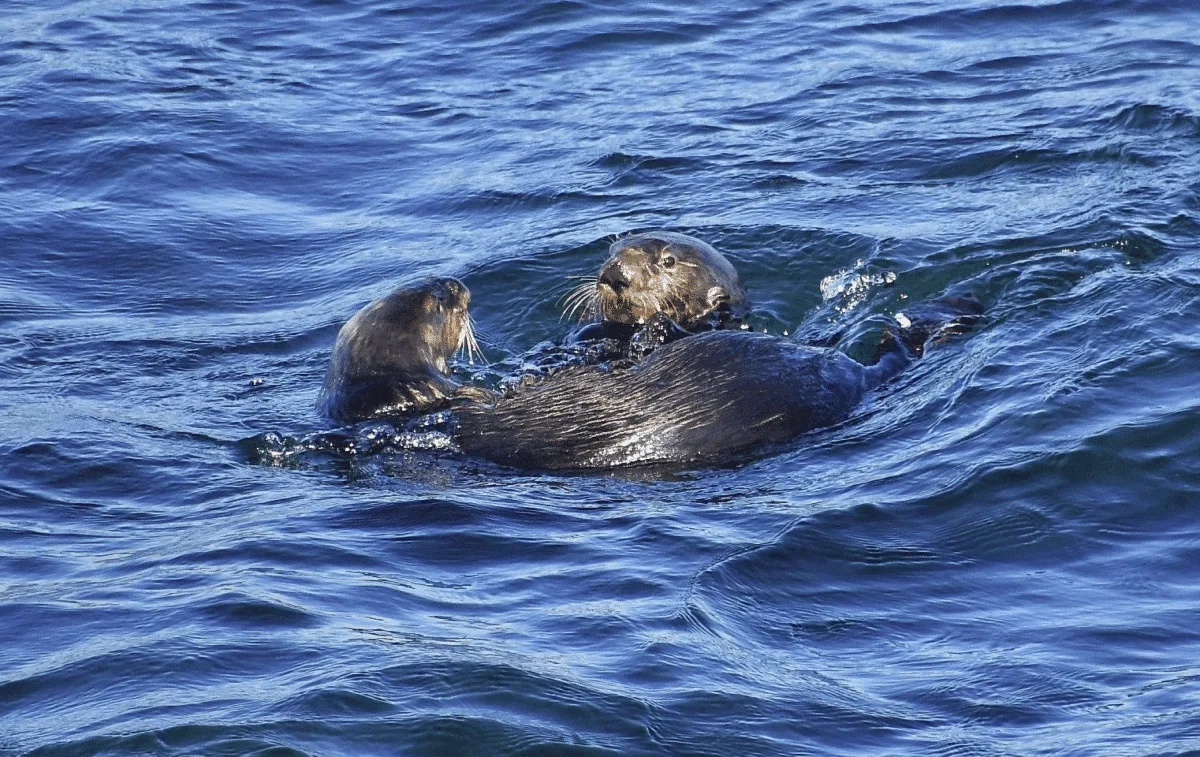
706;286;730;310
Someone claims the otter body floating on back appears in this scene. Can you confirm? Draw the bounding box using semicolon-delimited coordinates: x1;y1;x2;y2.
458;296;981;469
321;278;984;467
319;278;980;470
455;329;880;469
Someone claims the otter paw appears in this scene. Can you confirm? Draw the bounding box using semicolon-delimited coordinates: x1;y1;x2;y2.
628;312;689;360
452;385;497;405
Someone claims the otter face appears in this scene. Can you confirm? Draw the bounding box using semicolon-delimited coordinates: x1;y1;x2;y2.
585;232;747;328
412;277;478;372
342;277;480;378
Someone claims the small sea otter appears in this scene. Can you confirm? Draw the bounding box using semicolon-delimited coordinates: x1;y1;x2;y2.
318;278;486;422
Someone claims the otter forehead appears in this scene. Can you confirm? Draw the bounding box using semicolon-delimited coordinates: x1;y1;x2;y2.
423;277;470;309
607;234;734;281
605;232;735;281
375;277;470;320
432;276;469;301
609;231;718;256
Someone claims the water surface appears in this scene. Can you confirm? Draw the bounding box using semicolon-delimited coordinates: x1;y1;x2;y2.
3;0;1200;754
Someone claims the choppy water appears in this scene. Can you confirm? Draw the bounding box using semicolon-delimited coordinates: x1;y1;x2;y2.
4;0;1200;754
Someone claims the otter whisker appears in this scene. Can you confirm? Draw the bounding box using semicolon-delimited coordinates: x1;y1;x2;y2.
563;297;586;322
560;280;600;322
465;317;486;366
592;287;610;320
558;280;593;309
635;291;661;323
456;322;468;360
456;314;487;366
566;291;599;322
564;282;591;304
560;289;586;321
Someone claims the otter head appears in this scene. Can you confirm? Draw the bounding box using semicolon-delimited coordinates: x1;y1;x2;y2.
321;277;487;421
573;231;748;329
342;277;480;378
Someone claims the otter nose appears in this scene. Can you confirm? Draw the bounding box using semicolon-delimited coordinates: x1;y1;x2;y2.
433;278;468;301
599;264;629;294
444;278;467;300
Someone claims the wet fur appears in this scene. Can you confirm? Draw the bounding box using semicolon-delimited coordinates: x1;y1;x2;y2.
456;296;983;470
458;331;893;469
320;279;982;470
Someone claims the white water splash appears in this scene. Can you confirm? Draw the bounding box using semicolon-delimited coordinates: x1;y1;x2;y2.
819;260;897;314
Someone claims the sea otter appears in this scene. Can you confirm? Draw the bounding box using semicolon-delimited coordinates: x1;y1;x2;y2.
319;279;981;469
318;277;486;422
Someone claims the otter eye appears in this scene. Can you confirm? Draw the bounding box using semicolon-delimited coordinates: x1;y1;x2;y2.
661;255;676;269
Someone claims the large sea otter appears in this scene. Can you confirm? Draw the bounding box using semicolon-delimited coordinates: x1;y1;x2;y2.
319;278;980;470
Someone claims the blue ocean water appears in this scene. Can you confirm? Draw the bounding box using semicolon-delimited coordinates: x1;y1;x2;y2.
3;0;1200;754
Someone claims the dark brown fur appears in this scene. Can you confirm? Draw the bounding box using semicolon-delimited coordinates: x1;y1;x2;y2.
320;279;981;471
455;295;982;470
456;331;875;469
